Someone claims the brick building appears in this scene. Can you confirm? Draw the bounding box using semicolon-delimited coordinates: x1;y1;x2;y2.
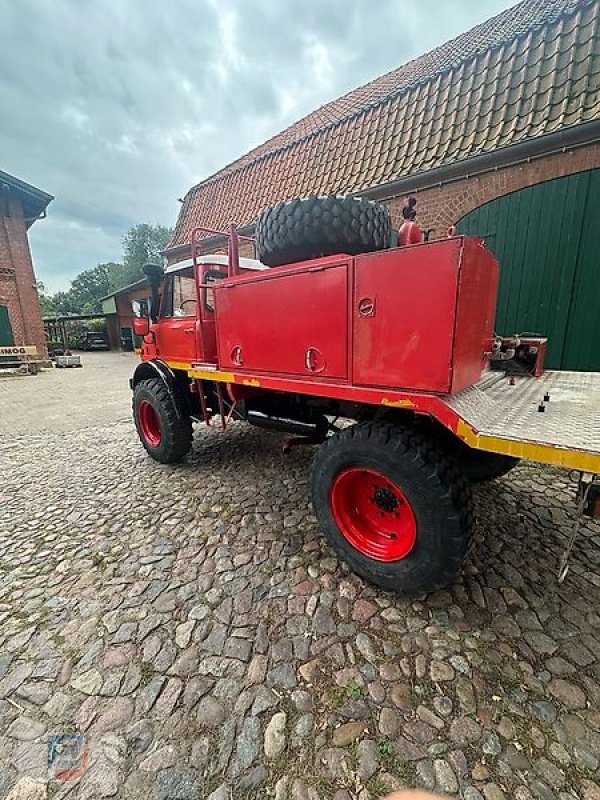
101;280;150;351
0;170;53;356
166;0;600;369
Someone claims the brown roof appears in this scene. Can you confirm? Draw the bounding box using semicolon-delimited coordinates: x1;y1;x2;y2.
0;168;54;228
168;0;600;252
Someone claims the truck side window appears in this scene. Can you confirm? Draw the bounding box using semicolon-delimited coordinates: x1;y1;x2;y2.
203;269;227;312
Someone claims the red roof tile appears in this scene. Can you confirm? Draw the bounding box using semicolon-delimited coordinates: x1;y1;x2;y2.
168;0;600;252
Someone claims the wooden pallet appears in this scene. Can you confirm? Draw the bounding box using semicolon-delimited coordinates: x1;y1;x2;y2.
0;345;44;375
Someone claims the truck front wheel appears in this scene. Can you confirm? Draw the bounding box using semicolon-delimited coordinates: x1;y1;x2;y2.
310;423;473;594
133;378;192;464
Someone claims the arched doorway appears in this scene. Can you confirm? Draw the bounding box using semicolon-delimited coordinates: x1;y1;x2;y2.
457;169;600;371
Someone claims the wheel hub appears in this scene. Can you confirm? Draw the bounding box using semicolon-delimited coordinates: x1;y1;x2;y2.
138;400;162;448
372;485;399;514
329;467;417;562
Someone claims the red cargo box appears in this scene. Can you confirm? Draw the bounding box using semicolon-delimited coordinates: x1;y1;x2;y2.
214;257;349;380
353;237;498;393
213;237;497;395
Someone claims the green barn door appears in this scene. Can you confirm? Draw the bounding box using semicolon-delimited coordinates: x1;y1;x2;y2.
457;169;600;371
0;305;14;345
0;305;15;365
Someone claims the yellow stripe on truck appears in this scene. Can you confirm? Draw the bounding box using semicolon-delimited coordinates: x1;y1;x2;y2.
164;360;235;382
457;419;600;473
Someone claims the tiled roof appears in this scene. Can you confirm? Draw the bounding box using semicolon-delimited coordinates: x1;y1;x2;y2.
0;168;54;228
168;0;600;251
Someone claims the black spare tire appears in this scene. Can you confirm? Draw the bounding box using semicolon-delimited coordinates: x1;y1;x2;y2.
255;195;392;267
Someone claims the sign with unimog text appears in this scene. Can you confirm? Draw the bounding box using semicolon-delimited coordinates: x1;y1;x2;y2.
0;345;37;356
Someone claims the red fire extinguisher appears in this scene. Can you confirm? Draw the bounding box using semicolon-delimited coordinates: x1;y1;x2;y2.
398;196;423;246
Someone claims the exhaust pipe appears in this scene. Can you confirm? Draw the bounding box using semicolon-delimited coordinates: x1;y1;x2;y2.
143;262;164;321
246;410;328;440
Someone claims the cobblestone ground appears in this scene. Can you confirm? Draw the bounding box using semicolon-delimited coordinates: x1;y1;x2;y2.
1;355;599;800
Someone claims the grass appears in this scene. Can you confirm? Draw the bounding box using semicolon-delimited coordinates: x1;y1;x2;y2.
367;777;389;798
314;775;337;797
264;742;336;800
386;757;415;786
512;714;557;756
91;550;107;570
139;660;154;688
377;738;393;757
346;679;363;701
200;773;222;799
410;682;434;705
323;678;365;711
63;645;81;664
348;740;359;769
377;739;415;787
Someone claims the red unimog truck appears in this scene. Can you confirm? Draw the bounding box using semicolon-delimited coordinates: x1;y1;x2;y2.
129;196;600;593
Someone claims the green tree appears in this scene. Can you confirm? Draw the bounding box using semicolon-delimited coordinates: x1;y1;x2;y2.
38;222;173;315
68;262;124;313
48;290;79;315
36;281;56;316
122;223;173;284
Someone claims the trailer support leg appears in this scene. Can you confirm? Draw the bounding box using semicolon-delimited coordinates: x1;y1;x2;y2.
557;472;595;583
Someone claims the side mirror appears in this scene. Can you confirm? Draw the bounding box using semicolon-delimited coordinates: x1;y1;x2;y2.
133;317;150;337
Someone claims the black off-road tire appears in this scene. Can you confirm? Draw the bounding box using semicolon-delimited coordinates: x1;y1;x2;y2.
411;417;520;484
310;422;473;594
133;378;192;464
456;448;520;483
256;195;392;267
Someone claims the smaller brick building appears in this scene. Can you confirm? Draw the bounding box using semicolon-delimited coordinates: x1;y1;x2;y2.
101;280;150;351
0;170;53;356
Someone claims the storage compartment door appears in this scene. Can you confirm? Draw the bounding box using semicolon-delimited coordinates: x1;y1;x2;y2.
353;242;461;393
216;263;348;379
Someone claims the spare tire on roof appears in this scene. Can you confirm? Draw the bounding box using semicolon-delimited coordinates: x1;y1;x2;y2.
255;195;392;267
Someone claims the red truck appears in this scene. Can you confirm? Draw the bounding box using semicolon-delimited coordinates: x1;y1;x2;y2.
130;196;600;593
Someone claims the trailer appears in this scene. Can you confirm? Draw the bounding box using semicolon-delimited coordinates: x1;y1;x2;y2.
129;195;599;593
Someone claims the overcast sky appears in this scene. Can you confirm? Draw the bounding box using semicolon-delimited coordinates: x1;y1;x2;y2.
1;0;514;292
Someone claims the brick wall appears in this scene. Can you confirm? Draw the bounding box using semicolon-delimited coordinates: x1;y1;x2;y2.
385;143;600;237
0;189;47;355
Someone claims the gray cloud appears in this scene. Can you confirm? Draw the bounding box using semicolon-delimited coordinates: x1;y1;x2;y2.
0;0;513;291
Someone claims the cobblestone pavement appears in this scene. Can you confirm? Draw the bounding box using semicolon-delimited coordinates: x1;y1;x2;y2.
1;355;599;800
0;351;135;437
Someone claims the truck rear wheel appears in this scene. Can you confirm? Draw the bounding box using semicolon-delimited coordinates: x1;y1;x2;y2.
255;195;391;267
133;378;192;464
456;447;520;483
310;423;473;594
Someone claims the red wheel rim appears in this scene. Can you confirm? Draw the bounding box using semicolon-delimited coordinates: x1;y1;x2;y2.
329;467;417;561
138;400;161;447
